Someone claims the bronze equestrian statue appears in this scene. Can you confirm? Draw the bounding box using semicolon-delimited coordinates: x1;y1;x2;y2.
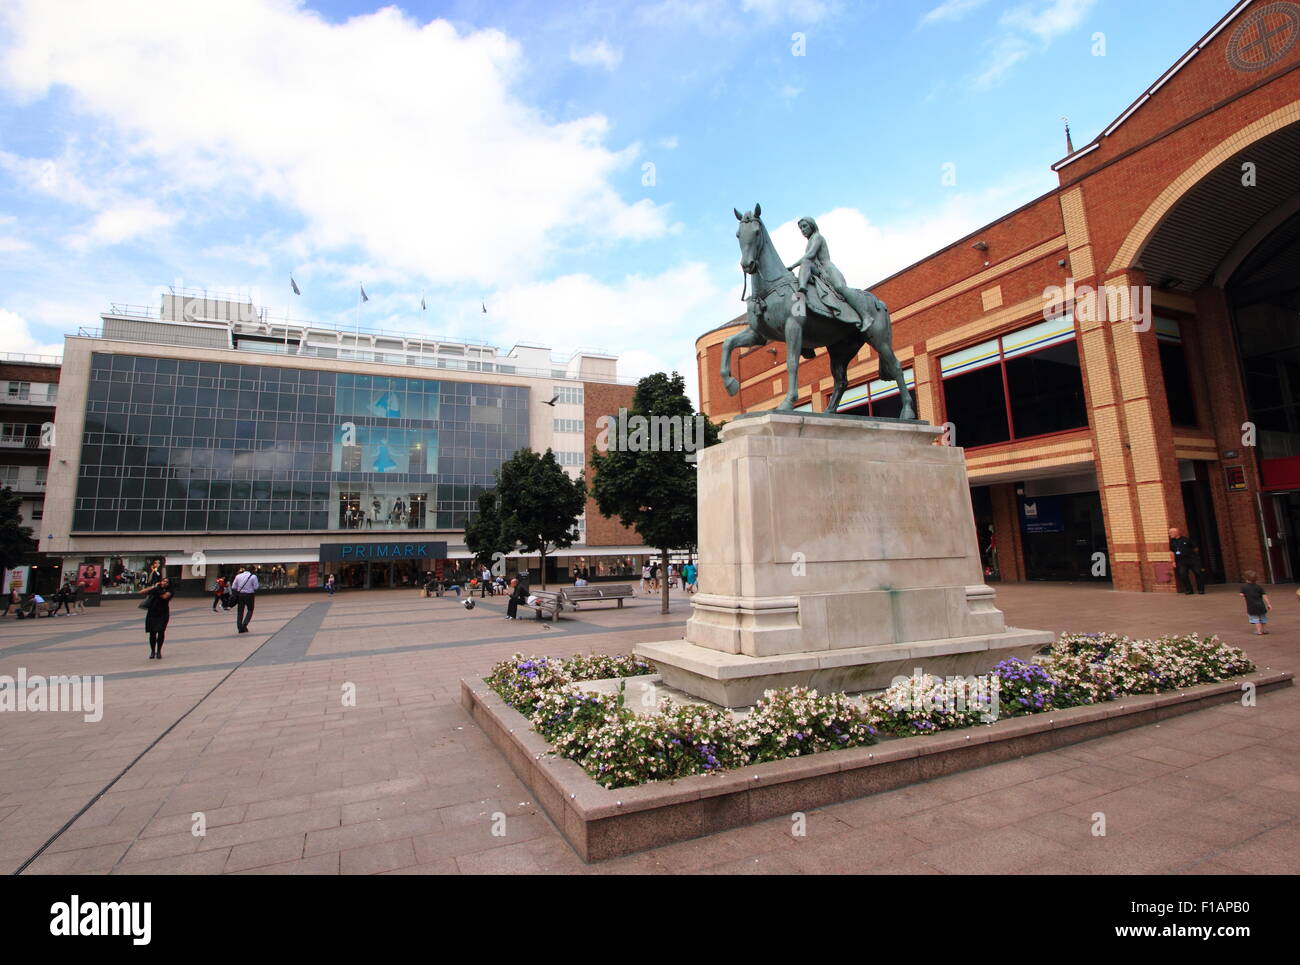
724;203;915;418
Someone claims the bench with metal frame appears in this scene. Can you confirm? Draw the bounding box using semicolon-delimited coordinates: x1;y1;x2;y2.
530;590;564;621
560;585;634;609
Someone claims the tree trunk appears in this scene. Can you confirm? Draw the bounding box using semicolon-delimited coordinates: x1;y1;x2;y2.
660;547;670;615
539;547;547;590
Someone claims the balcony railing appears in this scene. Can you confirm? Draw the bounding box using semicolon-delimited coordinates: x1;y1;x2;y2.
74;327;637;386
4;391;57;406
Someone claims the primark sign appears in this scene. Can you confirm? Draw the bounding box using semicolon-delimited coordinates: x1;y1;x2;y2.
319;541;447;562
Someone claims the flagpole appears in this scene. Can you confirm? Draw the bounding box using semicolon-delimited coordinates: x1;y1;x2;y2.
355;284;361;356
284;277;291;350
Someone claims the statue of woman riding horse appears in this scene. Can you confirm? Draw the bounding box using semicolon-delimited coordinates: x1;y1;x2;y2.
723;203;915;419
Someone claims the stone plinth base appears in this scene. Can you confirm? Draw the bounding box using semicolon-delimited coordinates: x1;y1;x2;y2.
637;628;1052;707
643;411;1055;707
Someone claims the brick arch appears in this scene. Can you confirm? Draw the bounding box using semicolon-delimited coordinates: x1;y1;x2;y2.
1107;99;1300;274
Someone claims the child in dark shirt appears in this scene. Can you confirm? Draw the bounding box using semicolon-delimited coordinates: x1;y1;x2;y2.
1240;570;1271;635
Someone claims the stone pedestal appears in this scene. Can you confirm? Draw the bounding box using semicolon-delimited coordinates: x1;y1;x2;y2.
636;413;1053;707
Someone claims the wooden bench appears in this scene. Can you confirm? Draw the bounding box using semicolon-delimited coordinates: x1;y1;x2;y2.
530;590;564;621
561;585;634;609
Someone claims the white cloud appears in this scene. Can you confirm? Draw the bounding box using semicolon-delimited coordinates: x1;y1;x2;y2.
1002;0;1095;42
658;135;679;150
0;308;64;358
67;200;176;251
919;0;990;26
766;178;1054;292
0;215;30;253
456;262;733;407
974;0;1095;88
569;38;623;70
741;0;835;22
0;0;670;285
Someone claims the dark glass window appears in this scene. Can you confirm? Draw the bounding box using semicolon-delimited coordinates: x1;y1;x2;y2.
74;353;529;534
1159;338;1198;427
942;364;1011;448
1005;342;1088;438
941;319;1087;448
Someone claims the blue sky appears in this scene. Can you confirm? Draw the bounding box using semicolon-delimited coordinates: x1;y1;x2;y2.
0;0;1233;401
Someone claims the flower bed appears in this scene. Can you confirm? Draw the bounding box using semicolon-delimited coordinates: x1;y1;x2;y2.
484;633;1255;789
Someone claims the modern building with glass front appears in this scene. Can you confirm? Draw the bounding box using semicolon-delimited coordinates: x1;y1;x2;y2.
39;291;649;596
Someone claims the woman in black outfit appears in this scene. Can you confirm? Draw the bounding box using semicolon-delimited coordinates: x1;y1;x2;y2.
141;577;173;659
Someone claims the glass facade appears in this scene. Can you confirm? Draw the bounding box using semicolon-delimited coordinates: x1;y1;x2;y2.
940;315;1088;449
74;354;529;533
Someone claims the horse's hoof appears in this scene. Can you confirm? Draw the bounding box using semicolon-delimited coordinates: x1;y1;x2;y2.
900;407;916;421
776;400;796;411
724;377;740;396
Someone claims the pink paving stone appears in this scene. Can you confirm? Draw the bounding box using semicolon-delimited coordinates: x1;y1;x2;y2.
225;833;309;873
1;585;1295;875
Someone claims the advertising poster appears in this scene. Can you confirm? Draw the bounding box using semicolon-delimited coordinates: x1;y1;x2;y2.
4;566;29;594
77;563;102;594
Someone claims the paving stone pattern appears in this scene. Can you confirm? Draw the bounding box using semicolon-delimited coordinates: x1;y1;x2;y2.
1;583;1296;874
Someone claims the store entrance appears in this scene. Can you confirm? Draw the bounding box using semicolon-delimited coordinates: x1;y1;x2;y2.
1265;491;1300;582
1018;489;1109;582
1180;462;1225;583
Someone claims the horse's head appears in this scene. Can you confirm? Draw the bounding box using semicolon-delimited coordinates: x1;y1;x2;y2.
734;202;763;275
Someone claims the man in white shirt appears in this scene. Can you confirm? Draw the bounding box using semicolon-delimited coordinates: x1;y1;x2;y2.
231;566;259;634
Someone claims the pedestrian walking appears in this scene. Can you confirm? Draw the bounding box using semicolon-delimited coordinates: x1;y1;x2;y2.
212;576;227;612
231;565;259;634
141;576;173;659
73;576;86;614
52;580;71;615
641;564;651;594
683;560;698;594
325;573;336;597
1240;571;1271;635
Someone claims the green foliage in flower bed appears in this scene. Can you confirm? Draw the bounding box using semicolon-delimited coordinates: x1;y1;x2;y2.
870;672;995;735
742;687;879;762
485;655;878;788
483;634;1256;789
1035;632;1255;707
485;653;654;716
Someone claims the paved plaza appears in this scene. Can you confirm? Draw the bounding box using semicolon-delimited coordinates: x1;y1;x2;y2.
0;582;1296;875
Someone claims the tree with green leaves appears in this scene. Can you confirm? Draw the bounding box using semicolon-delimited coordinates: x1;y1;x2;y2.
496;448;587;590
590;372;719;614
463;488;514;575
0;486;36;572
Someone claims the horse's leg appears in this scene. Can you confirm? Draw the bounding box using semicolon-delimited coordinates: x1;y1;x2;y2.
778;308;803;410
825;338;858;413
721;325;763;396
877;341;915;420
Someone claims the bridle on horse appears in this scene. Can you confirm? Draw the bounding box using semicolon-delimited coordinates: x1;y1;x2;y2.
739;216;795;307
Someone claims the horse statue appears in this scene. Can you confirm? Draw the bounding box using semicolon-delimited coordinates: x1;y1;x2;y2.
723;203;915;419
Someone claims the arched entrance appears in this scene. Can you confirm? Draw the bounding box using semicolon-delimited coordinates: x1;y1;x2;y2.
1230;210;1300;579
1129;116;1300;585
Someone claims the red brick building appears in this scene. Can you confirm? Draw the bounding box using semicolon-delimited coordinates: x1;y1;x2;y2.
698;0;1300;592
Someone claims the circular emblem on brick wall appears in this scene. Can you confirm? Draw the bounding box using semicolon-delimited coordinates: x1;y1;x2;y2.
1227;2;1300;72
